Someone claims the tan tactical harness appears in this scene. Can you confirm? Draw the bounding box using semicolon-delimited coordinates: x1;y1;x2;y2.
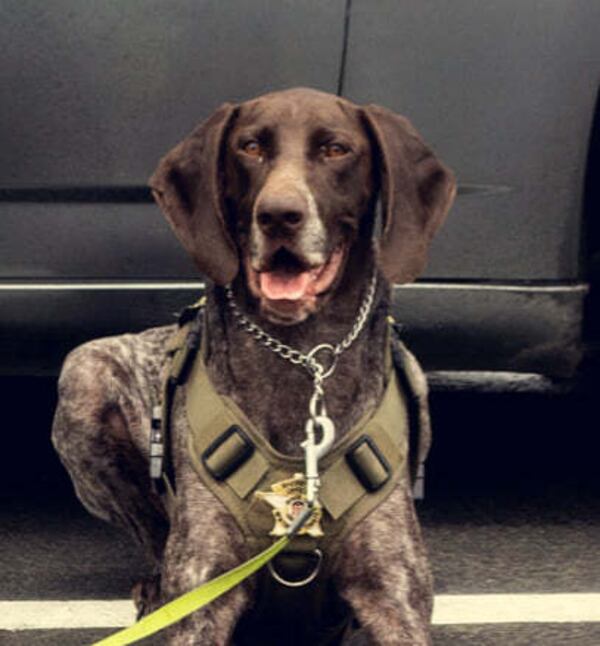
156;304;430;564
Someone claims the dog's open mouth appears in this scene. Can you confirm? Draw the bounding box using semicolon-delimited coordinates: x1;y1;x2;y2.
259;247;344;301
245;246;346;323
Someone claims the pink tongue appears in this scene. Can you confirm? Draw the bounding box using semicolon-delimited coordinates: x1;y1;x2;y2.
260;270;312;301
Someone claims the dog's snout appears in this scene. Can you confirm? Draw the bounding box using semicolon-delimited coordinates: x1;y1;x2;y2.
256;195;306;238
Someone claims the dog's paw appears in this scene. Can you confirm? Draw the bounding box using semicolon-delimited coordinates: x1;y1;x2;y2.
131;573;162;620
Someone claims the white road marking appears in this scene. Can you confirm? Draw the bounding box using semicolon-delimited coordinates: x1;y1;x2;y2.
0;600;136;630
1;594;599;631
433;593;600;625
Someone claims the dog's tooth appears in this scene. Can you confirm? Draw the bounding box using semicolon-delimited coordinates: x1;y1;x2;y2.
309;261;327;280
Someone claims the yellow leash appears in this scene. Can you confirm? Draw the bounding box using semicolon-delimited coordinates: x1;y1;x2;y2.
92;535;290;646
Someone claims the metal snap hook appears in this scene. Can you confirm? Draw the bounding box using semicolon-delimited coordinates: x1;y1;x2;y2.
305;416;336;460
309;388;327;419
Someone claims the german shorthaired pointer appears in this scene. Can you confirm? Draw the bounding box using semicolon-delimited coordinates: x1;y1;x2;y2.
52;88;455;645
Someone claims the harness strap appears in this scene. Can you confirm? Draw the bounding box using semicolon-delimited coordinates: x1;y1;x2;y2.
389;329;431;484
153;305;204;498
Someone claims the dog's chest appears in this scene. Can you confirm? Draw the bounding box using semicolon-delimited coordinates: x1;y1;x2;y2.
205;318;386;456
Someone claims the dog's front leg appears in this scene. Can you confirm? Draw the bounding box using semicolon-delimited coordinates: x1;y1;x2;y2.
334;479;433;646
160;481;252;645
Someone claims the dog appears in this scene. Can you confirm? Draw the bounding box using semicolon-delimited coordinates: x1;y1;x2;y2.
52;87;455;645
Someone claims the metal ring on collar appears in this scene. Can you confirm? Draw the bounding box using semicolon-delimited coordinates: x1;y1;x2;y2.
307;343;338;380
267;549;323;588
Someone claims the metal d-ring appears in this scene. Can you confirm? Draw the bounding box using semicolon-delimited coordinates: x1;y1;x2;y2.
268;549;323;588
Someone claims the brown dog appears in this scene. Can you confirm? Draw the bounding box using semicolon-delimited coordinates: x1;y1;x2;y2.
52;88;455;645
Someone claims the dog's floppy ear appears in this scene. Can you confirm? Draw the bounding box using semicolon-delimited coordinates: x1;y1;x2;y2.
149;103;239;285
361;104;456;283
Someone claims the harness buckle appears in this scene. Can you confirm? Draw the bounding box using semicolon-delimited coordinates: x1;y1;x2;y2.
345;435;391;492
149;406;165;487
202;425;254;481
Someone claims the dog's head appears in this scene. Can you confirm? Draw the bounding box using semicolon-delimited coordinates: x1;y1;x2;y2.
150;88;455;325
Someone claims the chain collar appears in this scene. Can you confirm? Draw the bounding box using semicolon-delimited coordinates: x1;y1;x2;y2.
224;268;377;384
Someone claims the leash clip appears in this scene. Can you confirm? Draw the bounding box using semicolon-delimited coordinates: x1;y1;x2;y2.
301;414;335;505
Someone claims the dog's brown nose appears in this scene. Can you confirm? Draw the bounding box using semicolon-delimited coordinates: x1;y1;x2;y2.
256;195;306;239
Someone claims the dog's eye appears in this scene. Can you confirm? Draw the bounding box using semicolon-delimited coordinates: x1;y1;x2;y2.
241;140;263;158
320;142;349;158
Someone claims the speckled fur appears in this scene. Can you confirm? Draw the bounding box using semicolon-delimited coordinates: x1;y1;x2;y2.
52;88;456;645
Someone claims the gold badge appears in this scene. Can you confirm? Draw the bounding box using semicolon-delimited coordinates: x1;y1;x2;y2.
254;473;324;537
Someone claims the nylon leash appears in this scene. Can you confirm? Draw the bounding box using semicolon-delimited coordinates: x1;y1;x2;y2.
91;535;290;646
